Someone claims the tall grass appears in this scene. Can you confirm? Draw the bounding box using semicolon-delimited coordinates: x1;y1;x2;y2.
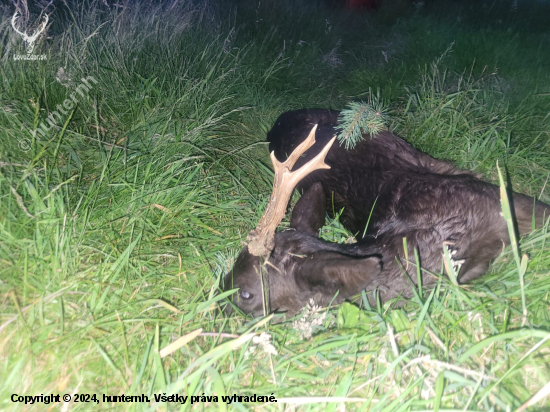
0;0;549;410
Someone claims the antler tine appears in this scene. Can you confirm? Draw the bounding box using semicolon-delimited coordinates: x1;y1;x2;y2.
11;12;26;37
282;124;318;170
29;15;49;42
247;125;336;257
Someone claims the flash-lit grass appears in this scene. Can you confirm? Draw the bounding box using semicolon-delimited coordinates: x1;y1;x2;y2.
1;0;549;410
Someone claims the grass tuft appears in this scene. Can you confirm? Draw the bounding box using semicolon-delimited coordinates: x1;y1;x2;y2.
1;0;549;410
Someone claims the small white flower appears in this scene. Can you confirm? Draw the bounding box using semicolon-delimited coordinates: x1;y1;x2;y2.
325;19;332;35
251;332;277;356
292;299;327;340
322;40;342;69
55;67;72;87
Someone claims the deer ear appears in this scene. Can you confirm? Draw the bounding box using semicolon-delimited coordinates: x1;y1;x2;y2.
295;252;382;299
290;182;326;235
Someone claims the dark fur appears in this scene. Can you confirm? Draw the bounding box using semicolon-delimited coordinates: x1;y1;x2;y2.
223;109;550;317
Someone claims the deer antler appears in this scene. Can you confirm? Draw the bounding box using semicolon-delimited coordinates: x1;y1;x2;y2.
11;12;48;54
11;12;26;38
26;14;49;43
247;125;336;256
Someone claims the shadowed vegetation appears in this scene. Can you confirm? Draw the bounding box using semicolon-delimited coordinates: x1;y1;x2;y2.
0;0;549;410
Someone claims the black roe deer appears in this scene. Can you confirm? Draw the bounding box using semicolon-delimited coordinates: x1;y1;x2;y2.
223;109;550;317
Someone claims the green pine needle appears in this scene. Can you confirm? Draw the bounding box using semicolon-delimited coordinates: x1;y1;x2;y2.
337;101;389;149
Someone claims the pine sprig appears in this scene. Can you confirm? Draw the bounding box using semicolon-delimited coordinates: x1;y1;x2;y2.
337;101;389;149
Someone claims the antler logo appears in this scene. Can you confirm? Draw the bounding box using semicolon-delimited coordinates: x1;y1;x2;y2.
11;11;49;55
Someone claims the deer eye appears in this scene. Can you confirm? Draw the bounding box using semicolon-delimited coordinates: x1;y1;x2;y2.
239;290;253;299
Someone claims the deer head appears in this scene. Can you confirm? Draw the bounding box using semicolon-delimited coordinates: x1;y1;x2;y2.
223;126;382;317
11;11;49;55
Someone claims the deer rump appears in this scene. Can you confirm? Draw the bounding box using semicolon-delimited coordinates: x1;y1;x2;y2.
223;109;550;317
